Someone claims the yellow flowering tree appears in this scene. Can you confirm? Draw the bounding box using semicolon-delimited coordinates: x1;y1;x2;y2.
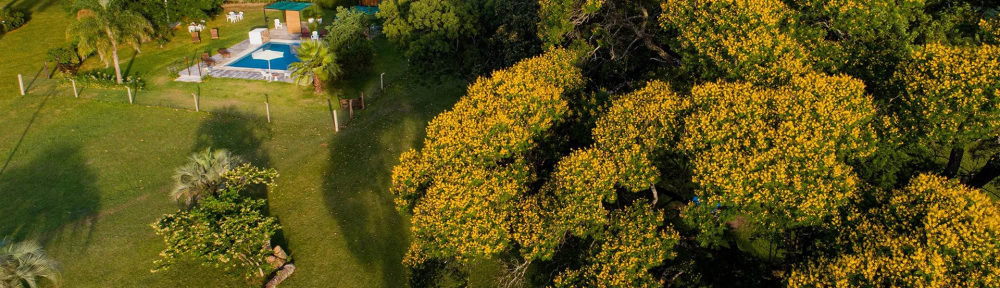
391;49;584;265
788;174;1000;287
792;0;927;98
659;0;812;85
897;43;1000;185
394;69;690;285
510;81;688;259
983;18;1000;44
552;203;680;288
680;74;878;246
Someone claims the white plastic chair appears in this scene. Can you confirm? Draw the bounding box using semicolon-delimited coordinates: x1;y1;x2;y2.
260;70;273;81
274;19;283;29
317;18;322;24
237;12;244;21
311;31;319;41
228;12;236;23
308;18;314;24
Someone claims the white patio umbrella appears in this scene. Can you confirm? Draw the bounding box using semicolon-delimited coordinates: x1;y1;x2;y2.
251;49;284;81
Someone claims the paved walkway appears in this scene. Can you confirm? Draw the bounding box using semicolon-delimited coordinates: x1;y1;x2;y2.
175;27;304;83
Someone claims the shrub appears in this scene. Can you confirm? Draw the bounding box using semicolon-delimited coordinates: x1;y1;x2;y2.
0;8;26;33
152;164;281;281
301;4;324;19
47;42;82;73
325;7;375;75
63;70;145;91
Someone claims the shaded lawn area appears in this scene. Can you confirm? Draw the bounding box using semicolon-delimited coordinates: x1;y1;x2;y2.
0;1;474;287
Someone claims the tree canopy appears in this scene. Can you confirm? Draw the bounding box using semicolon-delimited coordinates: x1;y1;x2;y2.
382;0;1000;286
788;174;1000;287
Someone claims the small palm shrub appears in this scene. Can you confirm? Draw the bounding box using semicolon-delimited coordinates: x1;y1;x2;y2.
172;148;243;208
0;238;59;288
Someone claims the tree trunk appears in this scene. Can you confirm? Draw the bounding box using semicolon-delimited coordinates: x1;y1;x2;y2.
106;27;123;84
943;146;964;178
650;185;659;205
968;156;1000;189
264;264;295;288
312;72;322;94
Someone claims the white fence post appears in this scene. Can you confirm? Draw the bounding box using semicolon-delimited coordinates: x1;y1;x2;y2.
127;87;133;104
193;93;200;111
72;79;78;98
18;74;24;95
265;102;271;123
333;110;339;133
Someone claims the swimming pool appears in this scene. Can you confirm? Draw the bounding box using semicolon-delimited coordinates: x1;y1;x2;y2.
227;42;301;70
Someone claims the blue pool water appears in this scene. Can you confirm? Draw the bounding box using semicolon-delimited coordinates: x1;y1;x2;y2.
227;42;301;70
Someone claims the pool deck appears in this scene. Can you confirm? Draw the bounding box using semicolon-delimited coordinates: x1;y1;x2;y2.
176;27;304;83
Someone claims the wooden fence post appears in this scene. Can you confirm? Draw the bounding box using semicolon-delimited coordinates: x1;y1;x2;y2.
380;73;384;90
44;62;50;79
361;92;365;109
349;99;354;119
193;93;200;111
127;87;133;104
71;79;78;98
265;101;271;123
187;58;191;75
333;110;339;132
197;60;202;77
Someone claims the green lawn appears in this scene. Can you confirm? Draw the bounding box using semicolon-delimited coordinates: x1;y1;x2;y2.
0;1;472;287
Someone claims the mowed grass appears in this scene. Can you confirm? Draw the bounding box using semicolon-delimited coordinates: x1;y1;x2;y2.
0;1;470;287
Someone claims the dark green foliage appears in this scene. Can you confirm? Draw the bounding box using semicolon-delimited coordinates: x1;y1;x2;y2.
325;7;375;75
46;43;80;65
301;3;324;19
0;8;26;33
129;0;224;23
379;0;541;77
64;69;145;90
119;0;224;41
312;0;355;9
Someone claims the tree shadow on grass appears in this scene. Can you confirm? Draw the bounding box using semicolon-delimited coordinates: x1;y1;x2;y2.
0;142;100;243
321;76;465;286
189;106;291;255
191;106;272;168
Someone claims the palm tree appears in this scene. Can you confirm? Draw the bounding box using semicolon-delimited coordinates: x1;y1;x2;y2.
290;40;341;94
67;0;153;84
172;148;243;208
0;239;59;288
